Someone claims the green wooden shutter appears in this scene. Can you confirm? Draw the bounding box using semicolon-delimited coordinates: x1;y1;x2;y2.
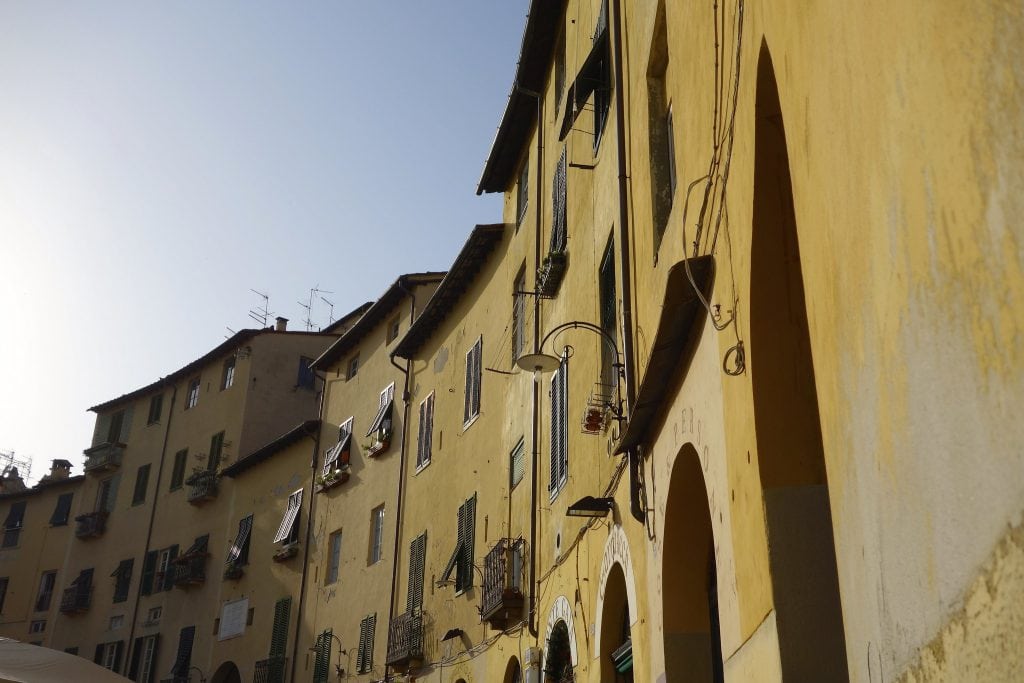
170;626;195;677
140;550;157;595
50;493;73;526
356;618;369;673
113;641;124;673
128;638;142;680
463;347;474;423
269;597;291;657
473;339;482;415
407;534;426;613
313;629;331;683
162;545;179;591
93;644;103;665
132;465;150;505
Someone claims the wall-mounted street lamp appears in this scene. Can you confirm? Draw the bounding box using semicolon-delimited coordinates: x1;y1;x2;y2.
565;496;615;518
307;633;346;679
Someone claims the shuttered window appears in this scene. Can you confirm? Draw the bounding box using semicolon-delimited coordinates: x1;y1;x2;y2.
297;356;315;390
313;629;332;683
269;597;291;658
128;634;159;683
147;393;163;424
366;384;395;439
273;489;303;544
407;533;426;613
463;337;483;425
170;449;188;491
356;614;376;674
416;393;434;470
132;464;150;506
512;268;526;362
549;355;569;498
111;559;133;603
50;493;73;526
551;149;567;253
140;550;158;596
94;640;124;672
441;495;476;593
3;501;26;547
185;377;200;409
207;431;225;472
510;438;526;491
169;626;195;678
323;418;353;476
226;515;253;568
159;545;179;592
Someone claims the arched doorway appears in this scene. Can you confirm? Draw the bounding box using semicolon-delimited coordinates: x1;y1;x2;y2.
544;620;575;682
598;563;633;682
209;661;241;683
503;656;523;683
661;444;723;682
750;41;850;681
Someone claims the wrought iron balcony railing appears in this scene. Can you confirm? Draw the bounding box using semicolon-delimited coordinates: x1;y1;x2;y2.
172;553;208;587
385;610;424;670
253;656;288;683
74;511;108;539
480;538;525;629
59;585;91;614
186;469;218;504
83;442;125;473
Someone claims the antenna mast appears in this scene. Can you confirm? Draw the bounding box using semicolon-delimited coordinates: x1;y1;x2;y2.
249;289;272;328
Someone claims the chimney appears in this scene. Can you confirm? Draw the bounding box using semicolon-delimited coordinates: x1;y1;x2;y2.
275;316;288;332
49;459;72;481
0;467;26;493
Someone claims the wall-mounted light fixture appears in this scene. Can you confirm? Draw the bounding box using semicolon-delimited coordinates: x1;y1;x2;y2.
566;496;615;518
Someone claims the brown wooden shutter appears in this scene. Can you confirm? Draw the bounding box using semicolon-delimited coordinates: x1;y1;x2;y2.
407;534;426;613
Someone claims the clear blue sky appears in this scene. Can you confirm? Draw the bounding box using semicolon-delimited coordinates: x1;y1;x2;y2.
0;2;528;482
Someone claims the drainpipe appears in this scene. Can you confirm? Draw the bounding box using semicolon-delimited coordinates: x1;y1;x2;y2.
384;278;418;681
289;416;323;683
124;384;177;672
610;0;643;522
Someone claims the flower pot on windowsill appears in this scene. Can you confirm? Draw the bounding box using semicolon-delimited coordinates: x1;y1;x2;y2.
272;542;300;563
536;251;567;297
223;565;244;581
365;434;392;458
315;467;350;493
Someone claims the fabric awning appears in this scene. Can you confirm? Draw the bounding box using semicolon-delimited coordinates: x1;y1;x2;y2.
0;638;131;683
616;256;715;454
557;25;609;141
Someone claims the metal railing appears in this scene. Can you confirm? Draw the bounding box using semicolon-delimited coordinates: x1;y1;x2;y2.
74;511;108;539
83;442;125;472
252;656;287;683
481;538;525;626
385;611;424;667
172;554;207;587
59;585;91;614
186;470;218;504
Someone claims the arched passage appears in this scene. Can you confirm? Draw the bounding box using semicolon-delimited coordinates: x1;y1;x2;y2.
598;563;633;682
544;621;575;682
209;661;241;683
503;656;523;683
750;41;850;681
661;444;723;682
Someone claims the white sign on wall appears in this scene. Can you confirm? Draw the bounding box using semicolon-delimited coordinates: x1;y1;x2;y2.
218;598;249;641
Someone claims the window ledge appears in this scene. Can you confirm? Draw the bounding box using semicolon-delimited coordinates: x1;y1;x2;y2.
462;413;481;432
414;460;431;475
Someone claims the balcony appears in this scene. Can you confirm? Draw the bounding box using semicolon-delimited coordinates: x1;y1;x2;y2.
480;538;525;630
253;656;288;683
74;511;108;539
186;469;218;505
83;442;125;473
385;610;424;671
171;553;208;588
59;586;91;614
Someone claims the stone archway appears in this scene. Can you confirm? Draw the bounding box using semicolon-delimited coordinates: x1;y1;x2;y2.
209;661;241;683
749;40;849;682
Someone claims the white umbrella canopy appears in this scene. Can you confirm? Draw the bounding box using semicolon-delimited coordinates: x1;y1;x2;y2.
0;638;130;683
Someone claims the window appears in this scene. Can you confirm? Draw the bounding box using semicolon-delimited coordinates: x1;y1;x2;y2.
94;640;123;672
368;505;385;565
96;476;117;513
50;492;73;526
35;570;56;611
146;606;162;623
592;0;611;150
647;5;672;253
169;626;195;681
297;356;315;390
464;337;482;425
111;559;133;603
107;410;125;443
273;489;303;545
356;614;376;674
510;438;526;490
313;629;333;683
207;431;225;472
133;634;159;683
326;530;342;585
407;533;426;613
30;619;46;634
323;418;353;476
154;546;178;592
554;27;566;111
109;615;124;630
516;160;529;225
512;267;526;363
549;355;569;498
551;149;568;254
441;494;476;593
666;106;677;197
147;394;163;424
3;500;26;547
221;357;236;390
0;577;7;614
170;449;188;490
366;384;395;447
132;464;150;506
269;597;292;662
185;377;201;409
227;515;253;569
387;316;401;344
598;236;618;388
416;392;435;470
347;354;359;380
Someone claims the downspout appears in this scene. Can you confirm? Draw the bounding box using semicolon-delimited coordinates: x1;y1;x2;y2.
610;0;643;522
124;385;177;671
289;415;323;683
384;279;418;681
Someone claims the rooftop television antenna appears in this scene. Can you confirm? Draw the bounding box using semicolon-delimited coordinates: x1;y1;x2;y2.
299;285;333;331
249;289;272;328
0;449;32;481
